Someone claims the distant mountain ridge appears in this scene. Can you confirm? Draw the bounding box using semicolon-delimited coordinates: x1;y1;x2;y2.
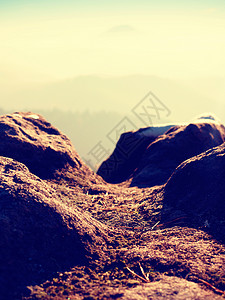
1;75;224;123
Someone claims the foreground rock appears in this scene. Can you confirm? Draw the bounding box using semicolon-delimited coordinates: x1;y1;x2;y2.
120;227;225;299
162;142;225;242
26;227;225;299
0;111;224;299
0;156;109;299
119;275;223;300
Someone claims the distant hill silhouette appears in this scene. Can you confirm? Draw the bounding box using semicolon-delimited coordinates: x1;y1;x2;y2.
1;75;224;123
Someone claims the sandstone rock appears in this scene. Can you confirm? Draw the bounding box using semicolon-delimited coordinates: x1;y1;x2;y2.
0;112;76;178
118;275;224;299
131;120;225;187
97;130;155;183
0;112;104;189
97;124;175;183
120;227;225;298
1;111;224;299
162;142;225;241
0;156;109;298
98;116;225;188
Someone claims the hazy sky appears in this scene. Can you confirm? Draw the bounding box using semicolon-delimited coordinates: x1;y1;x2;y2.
1;0;225;83
0;1;224;167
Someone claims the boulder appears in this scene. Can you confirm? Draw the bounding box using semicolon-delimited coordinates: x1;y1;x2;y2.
1;111;225;299
98;115;225;188
0;112;77;178
97;124;174;183
0;112;104;189
0;156;109;298
131;120;225;187
162;142;225;241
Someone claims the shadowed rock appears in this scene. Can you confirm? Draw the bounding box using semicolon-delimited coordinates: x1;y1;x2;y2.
0;156;109;298
131;121;225;187
162;142;225;241
97;117;225;188
97;124;176;183
97;130;156;183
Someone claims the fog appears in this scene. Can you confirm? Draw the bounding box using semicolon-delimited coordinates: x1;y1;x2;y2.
0;0;224;167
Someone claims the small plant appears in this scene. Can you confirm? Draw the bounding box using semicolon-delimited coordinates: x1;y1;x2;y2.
126;262;151;283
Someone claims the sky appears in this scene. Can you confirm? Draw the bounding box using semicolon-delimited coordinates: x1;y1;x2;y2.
1;0;225;83
1;0;224;161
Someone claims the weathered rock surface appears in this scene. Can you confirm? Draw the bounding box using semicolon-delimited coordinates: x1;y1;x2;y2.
120;227;225;298
0;112;77;178
0;156;109;298
0;112;104;189
0;111;224;299
119;275;224;300
162;142;225;241
131;121;225;187
97;130;156;183
35;226;225;299
98;117;225;188
97;125;174;183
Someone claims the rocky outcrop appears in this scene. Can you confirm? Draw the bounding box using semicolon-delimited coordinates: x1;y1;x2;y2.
0;156;109;298
97;125;176;184
162;142;225;241
1;111;225;299
98;117;225;188
97;130;155;183
0;112;79;178
0;113;87;180
131;120;225;187
0;112;105;191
